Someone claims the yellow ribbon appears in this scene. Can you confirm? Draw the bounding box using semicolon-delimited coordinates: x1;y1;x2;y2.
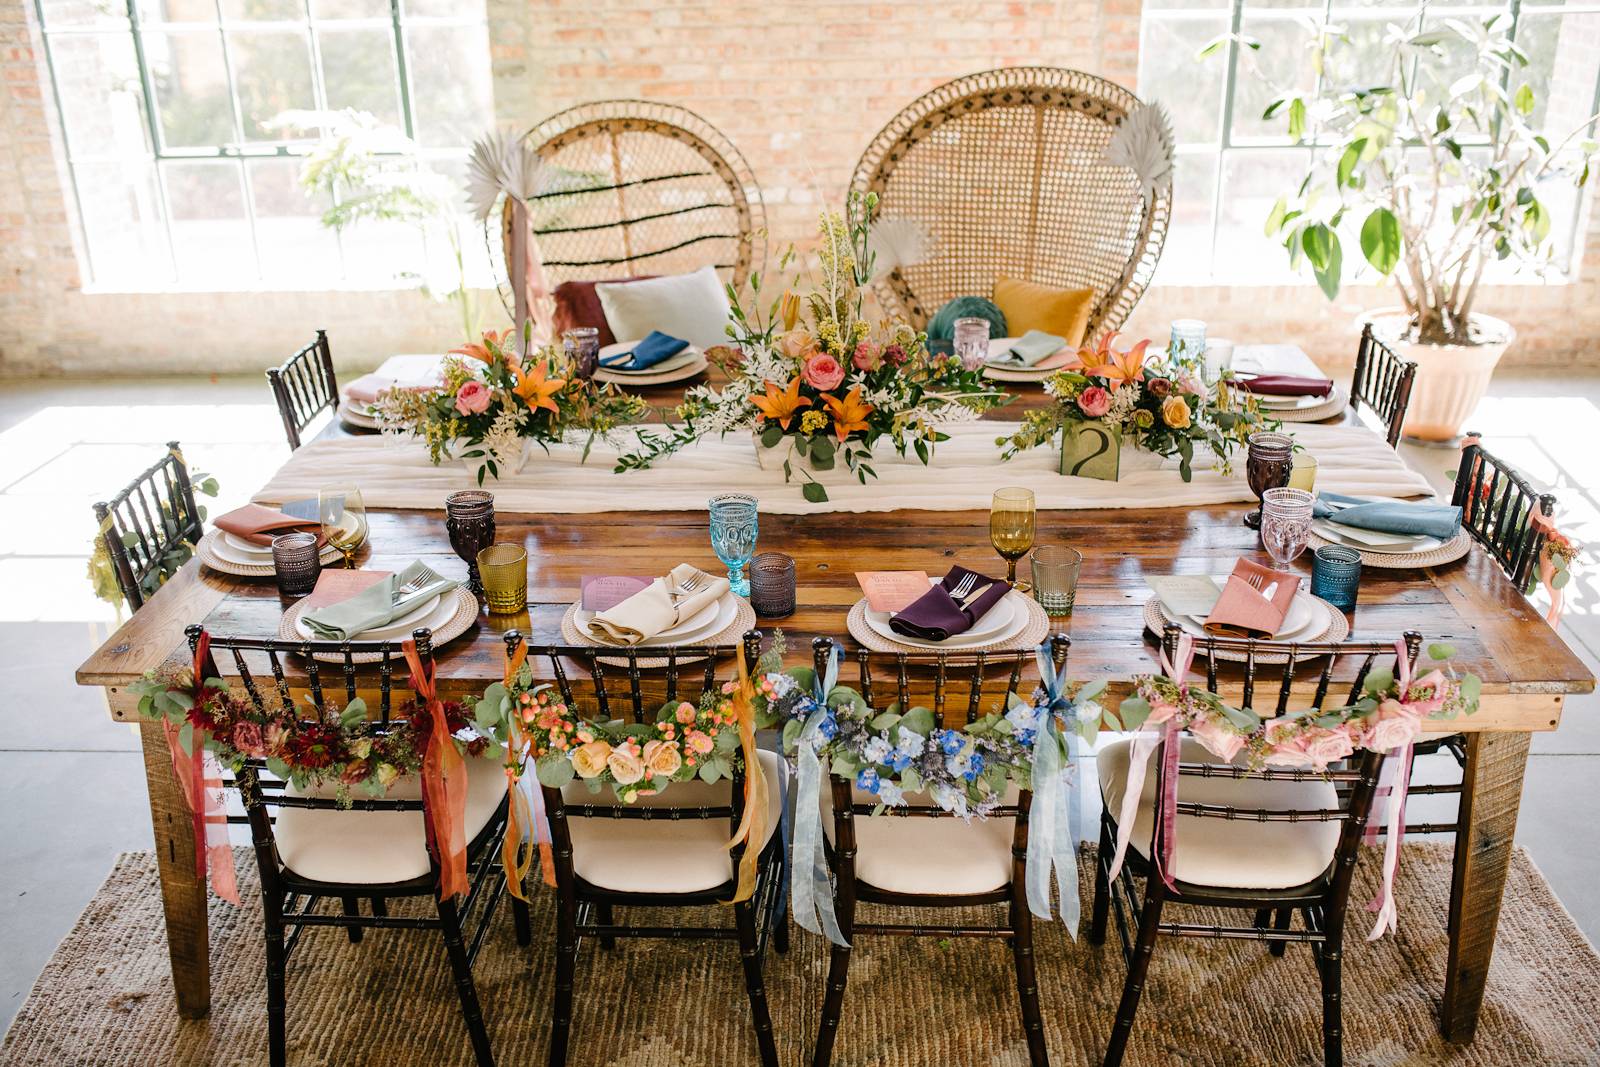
724;643;768;904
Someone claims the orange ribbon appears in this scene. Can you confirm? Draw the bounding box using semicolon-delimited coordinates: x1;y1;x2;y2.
1530;511;1566;627
724;643;768;904
164;630;239;905
404;640;470;901
499;638;554;898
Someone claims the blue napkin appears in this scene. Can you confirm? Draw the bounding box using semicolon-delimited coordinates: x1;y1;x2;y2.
599;331;689;371
1314;492;1462;540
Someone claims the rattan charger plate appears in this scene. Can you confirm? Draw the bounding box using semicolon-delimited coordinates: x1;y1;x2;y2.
1142;593;1349;663
845;593;1051;655
1260;387;1347;423
197;529;343;578
277;586;481;663
559;596;756;667
1307;527;1472;569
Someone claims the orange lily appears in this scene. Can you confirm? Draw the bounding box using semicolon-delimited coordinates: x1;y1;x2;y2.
510;359;566;415
750;376;811;430
449;329;515;365
821;385;874;442
1078;333;1150;388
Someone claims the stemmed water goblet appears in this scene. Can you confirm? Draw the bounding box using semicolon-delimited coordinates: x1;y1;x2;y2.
1260;487;1316;565
445;490;496;595
708;493;759;598
990;487;1036;590
1243;432;1294;529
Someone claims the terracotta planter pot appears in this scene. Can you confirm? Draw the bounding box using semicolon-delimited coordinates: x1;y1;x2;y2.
1364;310;1515;442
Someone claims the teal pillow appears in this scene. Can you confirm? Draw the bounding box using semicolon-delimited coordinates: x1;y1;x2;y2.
927;296;1006;342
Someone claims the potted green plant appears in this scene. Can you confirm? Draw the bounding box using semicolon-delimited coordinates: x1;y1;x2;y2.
1260;14;1598;440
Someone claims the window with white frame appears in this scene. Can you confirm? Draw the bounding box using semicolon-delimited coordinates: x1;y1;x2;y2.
35;0;493;290
1139;0;1600;285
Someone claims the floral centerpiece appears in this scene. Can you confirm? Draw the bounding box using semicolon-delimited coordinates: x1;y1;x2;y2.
375;326;646;484
617;192;1009;501
997;333;1277;481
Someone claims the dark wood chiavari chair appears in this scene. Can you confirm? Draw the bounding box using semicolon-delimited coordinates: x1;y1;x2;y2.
191;625;526;1067
93;441;203;612
1348;323;1418;448
811;633;1070;1067
267;329;338;450
516;630;787;1067
1090;624;1423;1067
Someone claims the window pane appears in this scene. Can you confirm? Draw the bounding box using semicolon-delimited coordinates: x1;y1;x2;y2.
402;0;476;17
144;30;237;148
420;155;493;288
314;0;391;17
1215;148;1311;282
1157;150;1218;281
72;161;171;286
403;23;491;147
40;0;129;30
228;29;316;141
164;160;255;283
1138;14;1229;146
47;33;152;158
219;0;304;19
248;158;343;282
1232;15;1317;142
138;0;218;25
1322;16;1416;99
317;27;401;125
1514;11;1600;134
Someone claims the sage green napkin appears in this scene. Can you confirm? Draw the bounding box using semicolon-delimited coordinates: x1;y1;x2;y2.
991;329;1066;367
303;562;457;641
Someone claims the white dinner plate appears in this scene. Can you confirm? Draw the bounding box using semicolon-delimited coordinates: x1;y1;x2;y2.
866;593;1031;650
295;590;450;642
1311;519;1442;554
1251;391;1332;410
220;530;277;558
596;341;704;375
867;577;1017;642
212;533;314;567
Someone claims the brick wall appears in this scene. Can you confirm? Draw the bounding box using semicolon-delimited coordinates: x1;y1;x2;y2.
0;0;1595;378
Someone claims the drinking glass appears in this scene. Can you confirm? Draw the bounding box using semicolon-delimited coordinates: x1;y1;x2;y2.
271;532;321;598
750;552;797;618
477;543;529;614
953;317;991;371
563;327;600;380
1203;337;1235;383
318;486;367;569
1260;487;1315;565
445;490;496;595
1169;319;1206;366
1243;431;1294;529
1311;545;1362;612
990;487;1036;590
708;493;759;597
1029;545;1082;617
1288;452;1319;492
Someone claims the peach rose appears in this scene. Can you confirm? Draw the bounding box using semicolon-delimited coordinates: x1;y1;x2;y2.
1189;714;1245;763
1161;395;1191;429
642;738;683;778
1302;727;1356;770
607;745;646;785
1077;386;1111;418
454;380;491;416
1364;714;1421;753
571;739;613;779
1143;698;1179;725
852;341;881;372
779;328;817;360
802;353;846;392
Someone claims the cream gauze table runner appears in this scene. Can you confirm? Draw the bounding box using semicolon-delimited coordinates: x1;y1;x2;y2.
253;422;1434;516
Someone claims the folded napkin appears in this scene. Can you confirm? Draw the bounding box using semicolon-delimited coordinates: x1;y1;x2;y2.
213;503;322;547
344;369;443;405
990;329;1066;368
1314;492;1462;540
584;563;729;646
889;565;1010;642
1203;559;1300;639
301;561;458;641
1236;373;1334;397
599;331;689;372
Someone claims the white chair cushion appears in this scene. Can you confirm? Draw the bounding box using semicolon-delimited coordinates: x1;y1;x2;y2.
275;754;509;886
823;783;1018;896
594;265;734;351
1098;737;1341;890
563;750;784;895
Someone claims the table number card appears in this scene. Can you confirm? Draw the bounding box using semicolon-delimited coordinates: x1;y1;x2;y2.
581;575;653;611
302;569;390;610
855;571;931;613
1060;421;1122;481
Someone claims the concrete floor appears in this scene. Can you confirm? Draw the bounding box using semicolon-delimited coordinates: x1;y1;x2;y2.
0;372;1596;1034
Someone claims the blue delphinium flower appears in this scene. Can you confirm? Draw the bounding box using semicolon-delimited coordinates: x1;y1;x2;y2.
817;709;838;740
861;735;892;765
964;751;986;782
876;779;905;806
1005;700;1042;747
938;729;965;756
856;767;881;794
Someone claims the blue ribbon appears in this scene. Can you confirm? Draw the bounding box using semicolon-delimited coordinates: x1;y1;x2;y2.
1026;644;1083;936
790;645;849;946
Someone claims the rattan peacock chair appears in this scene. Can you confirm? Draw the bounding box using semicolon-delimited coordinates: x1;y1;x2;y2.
851;68;1171;341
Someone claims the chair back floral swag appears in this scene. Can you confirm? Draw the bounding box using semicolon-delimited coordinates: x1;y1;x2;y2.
764;639;1106;946
616;191;1010;502
375;326;646;485
997;333;1278;480
128;634;493;901
1106;632;1481;939
468;635;775;903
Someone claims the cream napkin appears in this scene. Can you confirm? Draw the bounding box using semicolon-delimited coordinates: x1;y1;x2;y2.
584;564;730;646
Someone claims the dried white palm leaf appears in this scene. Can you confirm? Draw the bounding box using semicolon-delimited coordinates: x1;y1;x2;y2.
464;129;547;220
1102;103;1175;204
865;216;931;283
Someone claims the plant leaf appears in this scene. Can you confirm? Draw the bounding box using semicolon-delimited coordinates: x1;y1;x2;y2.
1360;207;1402;274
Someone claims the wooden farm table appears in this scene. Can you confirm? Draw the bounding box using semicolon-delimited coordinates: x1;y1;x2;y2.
76;495;1592;1045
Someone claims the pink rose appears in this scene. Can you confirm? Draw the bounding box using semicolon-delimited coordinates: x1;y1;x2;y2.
454;380;491;415
1302;727;1356;771
802;353;846;392
1261;719;1311;768
232;721;265;758
852;341;881;372
1189;714;1245;763
1144;699;1179;725
1401;669;1450;716
1364;715;1421;753
1077;385;1112;418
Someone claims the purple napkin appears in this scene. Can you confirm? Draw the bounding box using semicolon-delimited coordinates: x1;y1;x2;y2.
888;566;1010;642
1237;373;1333;397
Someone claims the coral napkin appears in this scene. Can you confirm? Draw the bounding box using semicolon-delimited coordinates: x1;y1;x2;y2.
1236;374;1334;397
584;563;729;646
889;565;1010;642
213;503;322;547
1203;559;1300;638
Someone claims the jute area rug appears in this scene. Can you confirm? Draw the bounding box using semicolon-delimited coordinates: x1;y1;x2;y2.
3;844;1598;1066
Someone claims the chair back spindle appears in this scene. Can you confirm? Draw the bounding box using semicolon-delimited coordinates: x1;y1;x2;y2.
1349;323;1418;448
93;441;204;612
1450;435;1556;589
267;330;337;450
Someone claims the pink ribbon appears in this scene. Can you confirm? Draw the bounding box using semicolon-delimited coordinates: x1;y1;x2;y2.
165;630;239;905
1366;638;1417;939
1530;511;1565;627
1109;633;1195;888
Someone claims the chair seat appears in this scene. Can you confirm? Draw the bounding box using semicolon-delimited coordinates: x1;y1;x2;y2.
563;750;784;895
1098;737;1341;891
275;754;509;886
823;783;1018;896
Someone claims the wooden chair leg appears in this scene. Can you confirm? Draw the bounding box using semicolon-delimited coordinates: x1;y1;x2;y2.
370;897;387;918
1010;890;1049;1066
511;889;532;948
341;896;363;943
548;896;578;1067
1101;887;1165;1067
734;899;779;1067
437;895;495;1067
595;902;616;950
1321;943;1344;1067
1253;907;1271;931
263;896;289;1067
774;787;792;955
812;897;855;1067
1269;907;1294;958
1089;814;1113;945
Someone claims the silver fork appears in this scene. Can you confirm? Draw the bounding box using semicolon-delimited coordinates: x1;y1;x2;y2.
392;570;434;602
948;572;978;604
669;572;703;601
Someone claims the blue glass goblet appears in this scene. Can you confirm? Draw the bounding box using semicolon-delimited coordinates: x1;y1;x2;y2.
708;493;759;598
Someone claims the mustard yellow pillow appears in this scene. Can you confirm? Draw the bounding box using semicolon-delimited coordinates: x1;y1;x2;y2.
991;277;1094;348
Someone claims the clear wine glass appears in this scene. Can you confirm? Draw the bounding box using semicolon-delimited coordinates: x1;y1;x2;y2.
953;317;991;371
708;493;759;597
990;487;1036;589
318;485;368;569
1260;486;1315;565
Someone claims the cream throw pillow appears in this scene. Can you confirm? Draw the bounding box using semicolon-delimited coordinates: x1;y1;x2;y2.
595;266;733;351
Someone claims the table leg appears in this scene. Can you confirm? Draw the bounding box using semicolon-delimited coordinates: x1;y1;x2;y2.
139;718;211;1019
1441;729;1531;1043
